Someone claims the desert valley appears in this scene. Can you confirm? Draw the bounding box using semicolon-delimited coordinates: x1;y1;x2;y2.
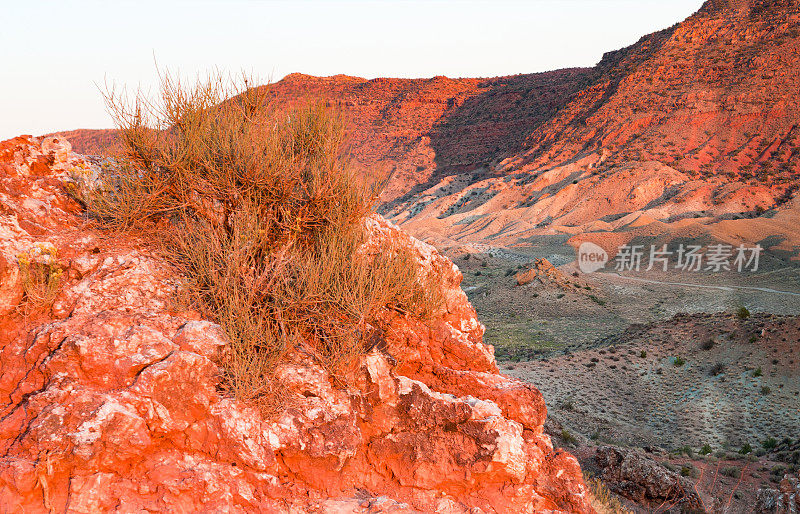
2;0;800;512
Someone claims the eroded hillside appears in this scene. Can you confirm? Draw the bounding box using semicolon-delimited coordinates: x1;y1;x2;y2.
56;1;800;255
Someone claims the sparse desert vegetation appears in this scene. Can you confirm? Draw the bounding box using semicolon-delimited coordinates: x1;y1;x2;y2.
74;73;440;404
584;472;632;514
466;248;800;510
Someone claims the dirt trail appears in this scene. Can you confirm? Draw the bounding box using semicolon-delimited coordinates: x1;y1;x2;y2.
599;272;800;297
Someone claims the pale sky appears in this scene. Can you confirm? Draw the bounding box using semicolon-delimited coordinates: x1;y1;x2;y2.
1;0;703;140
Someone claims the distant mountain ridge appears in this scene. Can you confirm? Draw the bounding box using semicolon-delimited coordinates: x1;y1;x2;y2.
244;69;595;202
501;0;800;185
54;69;593;201
54;0;800;254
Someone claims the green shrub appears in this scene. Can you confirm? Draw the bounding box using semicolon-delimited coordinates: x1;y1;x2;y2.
589;294;606;306
672;446;694;458
737;306;751;319
674;356;686;367
721;466;741;478
699;444;713;456
739;443;753;455
662;461;680;473
561;429;578;446
761;386;772;395
640;350;647;358
753;367;763;377
701;339;716;351
771;465;787;477
76;72;442;406
762;437;778;450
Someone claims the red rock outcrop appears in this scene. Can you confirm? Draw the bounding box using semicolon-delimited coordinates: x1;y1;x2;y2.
514;259;570;289
0;136;593;512
757;474;800;513
595;446;704;512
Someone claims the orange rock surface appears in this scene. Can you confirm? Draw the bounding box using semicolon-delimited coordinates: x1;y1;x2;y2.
0;136;592;513
55;1;800;250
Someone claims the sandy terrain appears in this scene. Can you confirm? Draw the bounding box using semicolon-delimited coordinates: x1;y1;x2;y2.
451;242;800;511
506;312;800;449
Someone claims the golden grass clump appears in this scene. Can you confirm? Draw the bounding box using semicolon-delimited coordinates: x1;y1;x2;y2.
74;72;442;404
17;243;64;311
583;472;632;514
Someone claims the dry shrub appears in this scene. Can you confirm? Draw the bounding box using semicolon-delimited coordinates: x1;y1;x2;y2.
583;472;632;514
75;71;441;404
17;244;63;312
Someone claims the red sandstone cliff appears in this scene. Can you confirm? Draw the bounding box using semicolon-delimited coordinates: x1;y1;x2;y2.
381;0;800;248
54;69;591;203
0;135;593;512
505;0;800;183
54;0;800;250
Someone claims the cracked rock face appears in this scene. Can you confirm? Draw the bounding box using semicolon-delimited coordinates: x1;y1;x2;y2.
595;446;703;512
0;136;593;513
757;474;800;514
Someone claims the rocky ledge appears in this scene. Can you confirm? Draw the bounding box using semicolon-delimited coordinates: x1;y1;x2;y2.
0;136;592;513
